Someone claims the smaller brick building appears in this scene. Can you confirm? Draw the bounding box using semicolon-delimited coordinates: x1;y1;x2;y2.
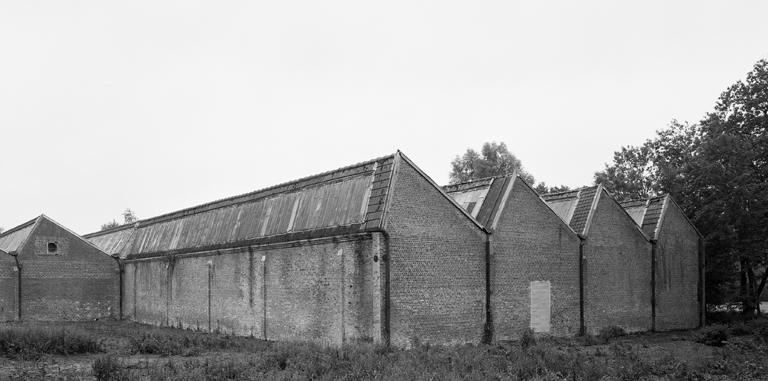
622;195;704;330
444;175;582;340
543;186;653;334
0;215;120;321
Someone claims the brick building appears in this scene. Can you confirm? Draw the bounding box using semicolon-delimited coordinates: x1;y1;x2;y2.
444;175;582;340
85;151;488;346
543;186;653;334
0;215;119;321
622;195;704;330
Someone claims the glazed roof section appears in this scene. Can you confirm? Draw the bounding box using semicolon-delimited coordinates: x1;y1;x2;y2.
442;176;506;226
85;154;396;258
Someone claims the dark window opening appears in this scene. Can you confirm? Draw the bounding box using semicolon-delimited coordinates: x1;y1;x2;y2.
47;242;58;254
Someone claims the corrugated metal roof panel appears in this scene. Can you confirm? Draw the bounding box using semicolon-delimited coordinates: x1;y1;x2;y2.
127;173;374;256
0;217;37;253
85;226;136;257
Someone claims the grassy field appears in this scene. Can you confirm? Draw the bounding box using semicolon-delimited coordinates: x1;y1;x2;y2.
1;317;767;380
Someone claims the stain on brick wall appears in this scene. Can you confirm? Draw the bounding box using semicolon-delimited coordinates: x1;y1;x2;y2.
0;261;18;321
385;158;487;346
125;234;381;344
491;180;581;339
655;206;700;330
583;192;653;334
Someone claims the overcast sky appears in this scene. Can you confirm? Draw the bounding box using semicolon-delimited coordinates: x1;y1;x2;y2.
2;1;767;234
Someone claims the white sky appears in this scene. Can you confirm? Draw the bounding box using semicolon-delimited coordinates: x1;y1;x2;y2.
2;1;767;234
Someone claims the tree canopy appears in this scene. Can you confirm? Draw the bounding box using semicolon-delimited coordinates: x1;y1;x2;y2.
100;208;139;231
595;59;768;309
449;142;535;185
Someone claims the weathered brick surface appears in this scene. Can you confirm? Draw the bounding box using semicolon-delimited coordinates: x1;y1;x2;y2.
584;192;653;334
655;205;700;330
0;262;18;321
385;159;487;346
15;217;119;321
124;234;381;344
491;180;581;339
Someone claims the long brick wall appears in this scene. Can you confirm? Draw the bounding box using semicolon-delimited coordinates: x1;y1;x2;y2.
584;192;653;334
655;205;700;330
385;158;487;346
491;179;581;340
123;233;383;344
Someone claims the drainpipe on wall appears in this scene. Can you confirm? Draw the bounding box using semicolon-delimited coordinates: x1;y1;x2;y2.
12;253;22;322
207;260;213;333
699;237;706;327
484;234;492;344
117;258;124;320
578;238;585;336
366;228;391;346
650;240;657;332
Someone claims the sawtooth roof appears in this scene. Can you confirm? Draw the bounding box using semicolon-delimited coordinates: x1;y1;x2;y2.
444;174;578;235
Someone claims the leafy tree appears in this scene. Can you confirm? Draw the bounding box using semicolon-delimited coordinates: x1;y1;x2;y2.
122;208;138;224
449;142;535;185
100;208;139;231
100;220;120;231
691;59;768;313
534;183;572;195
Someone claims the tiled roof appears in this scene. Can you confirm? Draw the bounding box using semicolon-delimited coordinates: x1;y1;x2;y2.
569;186;597;235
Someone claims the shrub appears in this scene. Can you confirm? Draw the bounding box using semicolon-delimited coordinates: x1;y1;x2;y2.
92;355;127;381
598;326;626;341
520;328;537;349
695;325;729;346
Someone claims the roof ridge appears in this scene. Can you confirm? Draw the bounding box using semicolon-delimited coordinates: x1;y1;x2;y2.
111;153;396;230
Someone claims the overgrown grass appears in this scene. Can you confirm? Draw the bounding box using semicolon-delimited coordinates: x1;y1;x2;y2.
88;339;710;381
0;326;102;360
5;321;768;380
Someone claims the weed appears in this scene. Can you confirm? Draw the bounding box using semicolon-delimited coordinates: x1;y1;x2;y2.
92;355;127;381
695;325;729;346
520;328;537;349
